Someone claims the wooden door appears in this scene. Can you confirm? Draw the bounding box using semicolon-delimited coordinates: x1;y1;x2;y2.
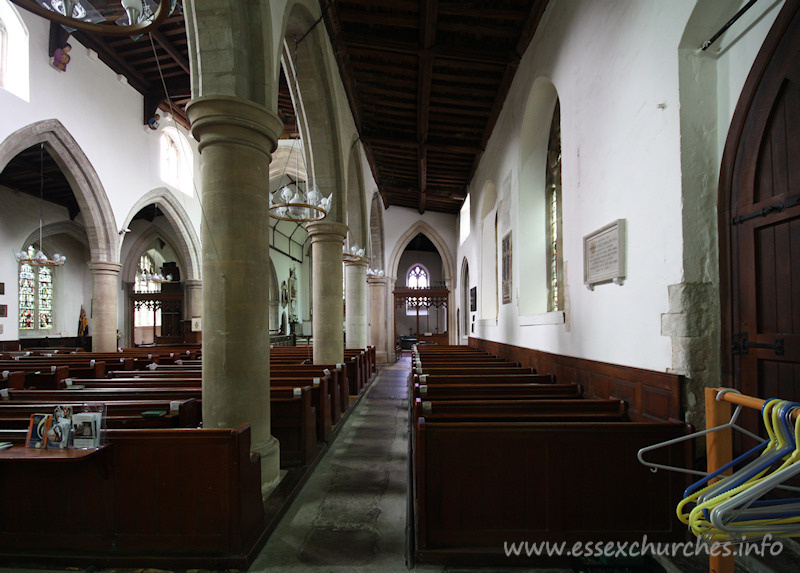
722;1;800;425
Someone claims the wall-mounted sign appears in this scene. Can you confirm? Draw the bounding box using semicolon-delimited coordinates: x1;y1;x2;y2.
469;287;477;312
191;317;202;332
584;219;626;290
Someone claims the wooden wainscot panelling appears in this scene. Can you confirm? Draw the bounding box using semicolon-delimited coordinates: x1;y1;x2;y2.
468;337;683;423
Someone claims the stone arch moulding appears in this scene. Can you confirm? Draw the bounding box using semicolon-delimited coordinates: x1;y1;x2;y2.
21;220;90;252
0;119;119;263
120;188;201;281
120;226;187;285
369;191;385;270
387;220;457;352
281;3;346;223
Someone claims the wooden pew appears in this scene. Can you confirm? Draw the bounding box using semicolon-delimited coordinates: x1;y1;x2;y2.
3;384;318;467
0;359;105;381
414;398;628;422
0;424;262;564
271;376;331;442
413;418;689;564
271;386;318;466
0;398;200;428
414;382;582;400
413;373;555;385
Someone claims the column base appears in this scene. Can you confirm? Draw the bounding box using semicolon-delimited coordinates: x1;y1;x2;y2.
252;434;281;499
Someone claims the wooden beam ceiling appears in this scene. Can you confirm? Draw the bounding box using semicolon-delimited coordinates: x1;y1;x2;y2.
322;0;549;214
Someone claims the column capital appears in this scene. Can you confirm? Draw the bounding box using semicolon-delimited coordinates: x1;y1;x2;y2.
367;275;389;286
87;261;122;275
186;95;283;156
344;259;369;269
306;221;349;245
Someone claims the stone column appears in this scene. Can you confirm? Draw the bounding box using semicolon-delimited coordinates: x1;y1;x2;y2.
306;221;348;365
183;279;202;320
367;275;389;362
344;260;368;349
186;96;282;494
88;261;121;352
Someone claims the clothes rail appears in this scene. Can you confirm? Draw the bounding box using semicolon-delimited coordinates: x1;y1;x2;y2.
704;387;798;573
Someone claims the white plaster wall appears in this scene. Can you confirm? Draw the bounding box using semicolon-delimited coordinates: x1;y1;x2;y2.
0;6;202;245
456;0;776;372
383;207;458;282
0;6;203;341
0;187;92;339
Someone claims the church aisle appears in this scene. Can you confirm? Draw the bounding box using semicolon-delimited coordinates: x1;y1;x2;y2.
251;357;416;572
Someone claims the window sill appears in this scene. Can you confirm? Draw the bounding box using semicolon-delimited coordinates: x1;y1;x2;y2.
519;311;565;326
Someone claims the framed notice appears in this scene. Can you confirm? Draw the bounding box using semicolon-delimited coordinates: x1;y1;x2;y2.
584;219;626;290
501;231;512;304
0;282;4;295
0;305;6;318
191;317;202;332
469;287;477;312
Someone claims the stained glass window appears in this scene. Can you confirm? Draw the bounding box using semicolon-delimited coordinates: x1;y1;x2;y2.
18;245;54;331
38;266;53;329
407;265;429;289
18;262;35;330
546;101;563;312
407;264;429;315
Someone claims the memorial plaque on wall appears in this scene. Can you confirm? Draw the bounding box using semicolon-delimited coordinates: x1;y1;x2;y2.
583;219;626;290
501;231;512;304
469;287;477;312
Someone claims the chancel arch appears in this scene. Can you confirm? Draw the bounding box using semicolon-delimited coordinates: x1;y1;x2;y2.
387;221;456;359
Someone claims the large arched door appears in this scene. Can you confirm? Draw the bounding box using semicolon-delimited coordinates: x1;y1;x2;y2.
722;1;800;424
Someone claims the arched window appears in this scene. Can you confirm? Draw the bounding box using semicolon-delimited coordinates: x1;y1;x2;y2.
547;101;563;311
407;264;429;289
518;79;564;319
18;245;54;331
459;194;470;245
0;0;29;101
406;263;429;316
159;127;193;194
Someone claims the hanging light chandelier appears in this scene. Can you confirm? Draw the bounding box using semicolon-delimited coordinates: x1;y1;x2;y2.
366;267;385;278
268;39;331;223
269;138;330;222
138;270;172;284
342;242;365;263
13;0;178;37
14;144;67;268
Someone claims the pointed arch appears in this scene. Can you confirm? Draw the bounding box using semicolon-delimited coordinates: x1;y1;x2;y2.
387;220;456;349
21;220;89;252
280;1;346;223
120;226;187;284
369;191;385;270
120;188;201;281
345;138;368;248
0;119;118;263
